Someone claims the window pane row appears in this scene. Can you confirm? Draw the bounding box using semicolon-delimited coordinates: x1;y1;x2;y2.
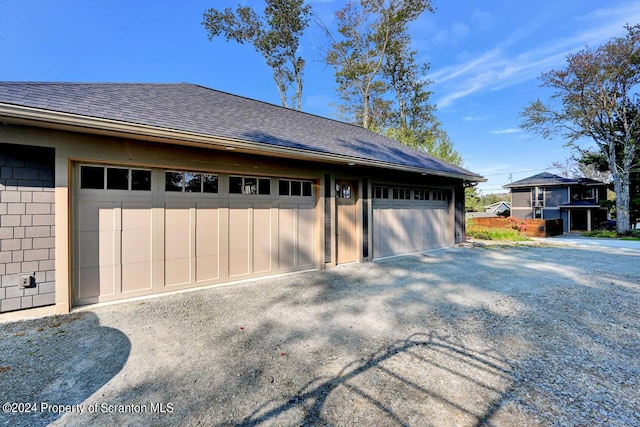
80;165;151;191
229;176;270;195
165;171;218;193
372;185;448;201
279;179;313;197
81;166;316;198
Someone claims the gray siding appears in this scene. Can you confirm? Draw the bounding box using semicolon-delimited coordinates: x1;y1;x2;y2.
511;189;531;208
542;208;562;219
545;187;567;208
561;210;570;233
0;143;55;313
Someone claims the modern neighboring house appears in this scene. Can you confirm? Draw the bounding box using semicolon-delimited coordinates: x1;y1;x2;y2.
0;82;484;314
504;172;609;233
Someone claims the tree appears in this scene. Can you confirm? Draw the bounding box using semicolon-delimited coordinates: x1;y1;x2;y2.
578;150;639;224
546;156;612;182
323;0;433;130
521;24;640;234
322;1;460;163
202;0;311;110
385;125;463;166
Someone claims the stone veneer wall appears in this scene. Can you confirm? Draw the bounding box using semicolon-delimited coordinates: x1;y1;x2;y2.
0;143;56;312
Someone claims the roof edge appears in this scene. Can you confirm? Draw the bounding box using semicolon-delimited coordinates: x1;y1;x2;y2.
0;103;485;182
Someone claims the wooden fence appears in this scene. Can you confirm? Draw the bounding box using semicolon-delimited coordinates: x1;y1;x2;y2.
469;217;563;238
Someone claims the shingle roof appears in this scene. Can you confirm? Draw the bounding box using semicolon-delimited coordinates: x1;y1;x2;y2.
0;82;483;181
504;172;606;188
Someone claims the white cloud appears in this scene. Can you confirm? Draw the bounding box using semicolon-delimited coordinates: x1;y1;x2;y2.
490;128;521;135
463;115;487;121
432;2;640;108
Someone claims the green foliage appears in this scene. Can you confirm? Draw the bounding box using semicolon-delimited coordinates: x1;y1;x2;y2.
466;220;529;241
520;24;640;233
582;230;618;238
323;0;435;131
576;150;639;224
203;0;311;110
621;229;640;240
582;229;640;239
465;186;482;212
384;126;463;165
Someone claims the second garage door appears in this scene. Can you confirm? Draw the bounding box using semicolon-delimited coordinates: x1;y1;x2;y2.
73;165;317;306
371;185;452;259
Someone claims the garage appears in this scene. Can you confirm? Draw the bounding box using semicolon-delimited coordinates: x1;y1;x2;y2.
371;184;452;259
0;82;484;314
73;164;316;306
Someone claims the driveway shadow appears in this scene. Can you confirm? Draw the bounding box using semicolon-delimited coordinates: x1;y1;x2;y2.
0;312;130;427
231;332;514;426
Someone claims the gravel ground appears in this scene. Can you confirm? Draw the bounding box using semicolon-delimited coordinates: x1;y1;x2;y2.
1;241;639;426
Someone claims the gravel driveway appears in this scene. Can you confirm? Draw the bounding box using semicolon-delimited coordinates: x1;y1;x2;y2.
1;241;639;426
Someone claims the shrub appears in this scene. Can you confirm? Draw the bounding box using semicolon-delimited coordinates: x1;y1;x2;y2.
582;230;617;238
582;229;640;240
467;220;529;241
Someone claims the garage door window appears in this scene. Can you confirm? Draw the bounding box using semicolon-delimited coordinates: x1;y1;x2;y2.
230;176;270;195
131;170;152;191
373;185;389;199
279;179;312;197
432;190;446;201
80;165;151;191
80;166;104;189
414;189;429;200
106;168;129;190
166;171;218;193
392;188;411;200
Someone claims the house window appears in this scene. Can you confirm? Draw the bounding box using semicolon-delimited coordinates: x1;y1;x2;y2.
572;187;594;201
278;179;313;196
165;171;218;193
534;208;542;219
532;187;544;207
372;185;389;199
230;176;270;195
80;165;151;191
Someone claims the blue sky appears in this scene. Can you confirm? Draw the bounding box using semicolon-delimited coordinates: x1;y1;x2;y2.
2;0;640;194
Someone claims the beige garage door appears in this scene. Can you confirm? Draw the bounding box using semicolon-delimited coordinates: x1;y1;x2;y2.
371;186;451;259
73;165;316;306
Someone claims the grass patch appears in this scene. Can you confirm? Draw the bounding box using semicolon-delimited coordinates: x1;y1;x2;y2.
582;230;617;238
467;224;529;241
582;229;640;240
